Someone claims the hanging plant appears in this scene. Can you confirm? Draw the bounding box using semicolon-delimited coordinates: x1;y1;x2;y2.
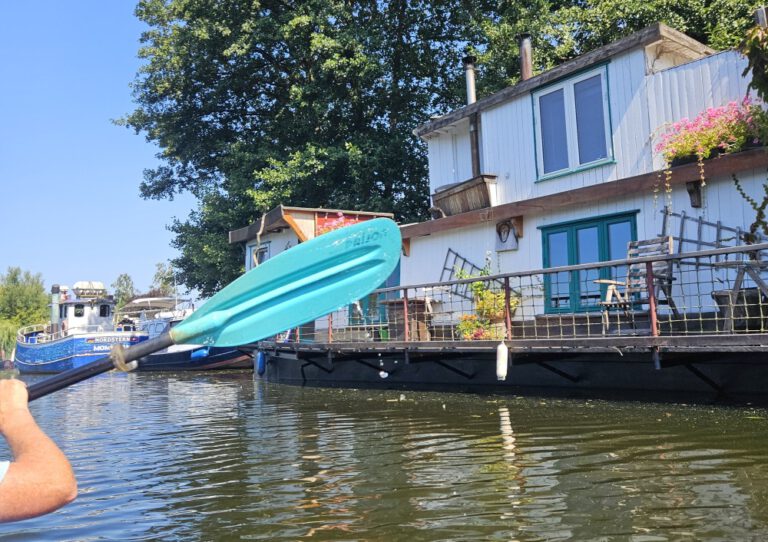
653;98;767;207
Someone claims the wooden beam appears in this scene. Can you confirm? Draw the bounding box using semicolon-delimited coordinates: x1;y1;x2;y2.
282;212;309;242
401;148;768;240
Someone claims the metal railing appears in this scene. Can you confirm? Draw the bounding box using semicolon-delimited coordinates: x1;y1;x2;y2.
17;323;118;344
275;242;768;345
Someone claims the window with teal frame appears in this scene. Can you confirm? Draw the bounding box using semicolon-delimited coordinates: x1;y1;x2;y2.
533;64;613;179
541;212;637;313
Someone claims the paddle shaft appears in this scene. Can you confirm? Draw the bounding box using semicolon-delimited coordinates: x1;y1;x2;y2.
27;334;174;401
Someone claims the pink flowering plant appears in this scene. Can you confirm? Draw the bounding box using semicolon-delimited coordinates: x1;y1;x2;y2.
656;98;764;163
653;98;767;203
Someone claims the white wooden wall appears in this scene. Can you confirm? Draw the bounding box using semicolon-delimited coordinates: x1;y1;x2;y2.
647;50;751;169
426;117;473;191
426;50;750;207
244;229;299;271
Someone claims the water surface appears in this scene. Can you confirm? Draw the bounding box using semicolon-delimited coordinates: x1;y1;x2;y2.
2;372;768;541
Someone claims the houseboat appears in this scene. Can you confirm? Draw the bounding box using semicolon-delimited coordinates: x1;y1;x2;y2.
231;23;768;401
14;282;148;373
116;296;253;371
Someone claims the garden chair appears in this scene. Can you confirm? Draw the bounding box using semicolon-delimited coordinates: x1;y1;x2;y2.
595;236;679;334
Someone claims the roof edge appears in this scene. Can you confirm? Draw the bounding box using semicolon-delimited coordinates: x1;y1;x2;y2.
414;23;713;138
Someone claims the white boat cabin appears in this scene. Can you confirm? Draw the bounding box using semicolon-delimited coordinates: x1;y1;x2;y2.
55;281;118;334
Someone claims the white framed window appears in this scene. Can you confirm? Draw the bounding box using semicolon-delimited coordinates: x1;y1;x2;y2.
533;66;612;178
246;242;270;271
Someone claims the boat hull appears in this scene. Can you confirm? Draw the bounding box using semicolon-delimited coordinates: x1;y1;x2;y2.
135;346;253;371
14;333;148;374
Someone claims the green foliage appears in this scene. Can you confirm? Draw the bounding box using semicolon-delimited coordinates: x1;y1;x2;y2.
111;274;136;310
123;0;756;294
123;0;489;294
0;320;16;360
0;267;48;355
455;266;520;339
0;267;48;326
151;262;176;296
733;173;768;244
743;23;768;102
456;314;503;340
476;0;757;94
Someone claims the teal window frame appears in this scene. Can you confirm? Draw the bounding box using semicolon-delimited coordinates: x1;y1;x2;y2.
541;211;638;313
532;64;614;180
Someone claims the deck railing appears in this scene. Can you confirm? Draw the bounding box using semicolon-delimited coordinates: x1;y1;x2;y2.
275;242;768;345
17;323;119;344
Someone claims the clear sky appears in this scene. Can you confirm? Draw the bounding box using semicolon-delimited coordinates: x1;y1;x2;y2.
0;1;197;295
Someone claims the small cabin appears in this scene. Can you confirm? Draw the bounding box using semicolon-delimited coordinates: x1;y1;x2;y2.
55;281;117;333
229;205;398;339
229;205;396;272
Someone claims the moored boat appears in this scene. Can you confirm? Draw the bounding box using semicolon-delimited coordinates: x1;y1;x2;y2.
14;282;149;374
116;296;253;371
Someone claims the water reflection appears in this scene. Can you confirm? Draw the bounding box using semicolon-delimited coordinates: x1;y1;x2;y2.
1;374;768;540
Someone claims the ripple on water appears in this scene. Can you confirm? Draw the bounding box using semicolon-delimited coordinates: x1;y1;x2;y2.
1;374;768;540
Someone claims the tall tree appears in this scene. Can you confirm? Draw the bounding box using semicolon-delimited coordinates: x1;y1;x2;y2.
0;267;48;327
0;267;48;357
123;0;488;296
151;262;176;296
111;274;137;310
124;0;756;296
475;0;758;94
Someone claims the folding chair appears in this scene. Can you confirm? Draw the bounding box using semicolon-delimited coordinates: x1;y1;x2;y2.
595;236;679;334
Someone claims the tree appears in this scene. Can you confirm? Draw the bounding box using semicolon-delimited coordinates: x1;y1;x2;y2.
151;262;176;296
475;0;758;95
0;268;48;327
123;0;488;296
124;1;756;296
111;274;136;310
0;268;48;357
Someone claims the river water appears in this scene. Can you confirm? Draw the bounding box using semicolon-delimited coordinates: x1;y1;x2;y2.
2;371;768;541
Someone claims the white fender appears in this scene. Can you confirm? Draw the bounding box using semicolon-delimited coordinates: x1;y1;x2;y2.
496;341;509;381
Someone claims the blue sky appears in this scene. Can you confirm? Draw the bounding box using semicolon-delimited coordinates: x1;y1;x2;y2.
0;1;197;295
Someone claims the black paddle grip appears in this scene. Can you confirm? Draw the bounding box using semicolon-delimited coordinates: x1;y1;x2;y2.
27;333;175;402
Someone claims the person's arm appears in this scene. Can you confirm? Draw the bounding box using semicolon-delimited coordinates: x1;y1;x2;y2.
0;379;77;522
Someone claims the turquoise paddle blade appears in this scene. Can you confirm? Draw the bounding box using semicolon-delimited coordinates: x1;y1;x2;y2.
171;218;401;347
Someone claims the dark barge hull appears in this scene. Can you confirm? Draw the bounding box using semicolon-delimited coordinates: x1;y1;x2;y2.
136;347;253;371
255;334;768;403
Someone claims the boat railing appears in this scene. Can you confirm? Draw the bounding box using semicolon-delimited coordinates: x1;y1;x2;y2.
17;323;124;344
267;241;768;345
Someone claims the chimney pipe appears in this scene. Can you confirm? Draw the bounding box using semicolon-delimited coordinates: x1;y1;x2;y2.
518;34;533;81
756;6;768;27
463;55;477;105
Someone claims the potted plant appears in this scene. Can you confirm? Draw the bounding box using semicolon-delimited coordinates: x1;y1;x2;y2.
653;98;767;205
455;267;520;340
456;314;495;340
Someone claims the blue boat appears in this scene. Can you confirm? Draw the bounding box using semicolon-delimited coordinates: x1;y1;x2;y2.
14;281;149;374
116;297;252;371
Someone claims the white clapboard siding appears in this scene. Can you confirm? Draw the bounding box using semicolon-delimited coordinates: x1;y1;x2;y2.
647;51;750;169
426;119;473;191
459;48;651;206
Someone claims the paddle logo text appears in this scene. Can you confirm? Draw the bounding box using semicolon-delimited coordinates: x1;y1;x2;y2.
345;229;386;249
